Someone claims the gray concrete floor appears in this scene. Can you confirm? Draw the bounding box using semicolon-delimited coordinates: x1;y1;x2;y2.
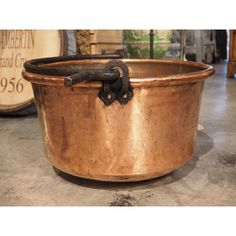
0;62;235;206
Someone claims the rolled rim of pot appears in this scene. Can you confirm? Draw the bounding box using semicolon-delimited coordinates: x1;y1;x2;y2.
22;56;215;88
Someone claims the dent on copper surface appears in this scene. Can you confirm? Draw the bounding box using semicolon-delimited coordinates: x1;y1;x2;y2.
24;59;214;182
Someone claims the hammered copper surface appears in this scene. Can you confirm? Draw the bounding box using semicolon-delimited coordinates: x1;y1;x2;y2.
23;59;214;182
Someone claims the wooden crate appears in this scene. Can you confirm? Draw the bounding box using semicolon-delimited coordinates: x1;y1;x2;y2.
76;30;123;54
90;30;123;54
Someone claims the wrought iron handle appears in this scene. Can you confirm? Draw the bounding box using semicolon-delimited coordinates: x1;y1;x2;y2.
65;60;133;106
64;70;120;87
23;53;123;76
101;60;133;105
24;53;133;106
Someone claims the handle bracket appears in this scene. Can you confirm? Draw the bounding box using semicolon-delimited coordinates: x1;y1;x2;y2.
65;59;133;106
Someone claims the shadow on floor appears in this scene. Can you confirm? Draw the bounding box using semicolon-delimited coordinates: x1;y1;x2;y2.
0;114;37;119
54;131;214;190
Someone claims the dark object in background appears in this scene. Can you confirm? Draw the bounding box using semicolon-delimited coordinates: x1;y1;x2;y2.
149;30;154;59
0;103;37;117
227;30;236;78
215;30;227;61
186;53;196;62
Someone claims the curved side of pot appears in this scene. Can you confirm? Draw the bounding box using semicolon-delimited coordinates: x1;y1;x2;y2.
31;80;205;182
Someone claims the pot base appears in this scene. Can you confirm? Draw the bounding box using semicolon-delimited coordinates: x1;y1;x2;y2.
52;157;191;182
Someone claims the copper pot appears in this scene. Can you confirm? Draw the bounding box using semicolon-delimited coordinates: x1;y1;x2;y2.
22;55;214;182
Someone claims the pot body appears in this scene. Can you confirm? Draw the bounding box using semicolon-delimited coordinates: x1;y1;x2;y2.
31;80;204;181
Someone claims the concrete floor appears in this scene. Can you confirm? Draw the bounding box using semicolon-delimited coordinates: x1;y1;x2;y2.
0;62;235;206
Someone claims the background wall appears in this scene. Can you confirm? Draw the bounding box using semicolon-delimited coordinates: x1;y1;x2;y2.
75;30;227;63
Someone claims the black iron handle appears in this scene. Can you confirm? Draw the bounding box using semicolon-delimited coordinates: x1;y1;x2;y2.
64;60;133;106
102;60;133;105
24;53;123;76
64;70;120;87
24;53;133;106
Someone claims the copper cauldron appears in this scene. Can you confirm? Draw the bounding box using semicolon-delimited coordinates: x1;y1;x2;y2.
22;54;215;182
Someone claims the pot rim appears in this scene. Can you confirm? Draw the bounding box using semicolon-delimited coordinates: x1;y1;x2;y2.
22;58;215;88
